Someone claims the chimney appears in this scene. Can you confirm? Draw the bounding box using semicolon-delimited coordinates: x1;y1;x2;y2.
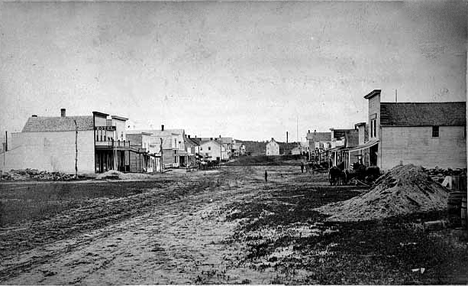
308;130;310;133
161;124;164;131
61;108;66;117
32;115;37;117
286;131;288;143
219;135;221;138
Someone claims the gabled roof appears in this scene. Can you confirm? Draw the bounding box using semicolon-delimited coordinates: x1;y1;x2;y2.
22;116;94;132
185;136;199;146
200;139;223;147
380;102;466;127
190;137;202;144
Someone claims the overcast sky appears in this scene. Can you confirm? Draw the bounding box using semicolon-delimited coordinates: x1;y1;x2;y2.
0;1;466;142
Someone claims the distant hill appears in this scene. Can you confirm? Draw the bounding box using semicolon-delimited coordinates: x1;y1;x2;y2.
236;140;300;156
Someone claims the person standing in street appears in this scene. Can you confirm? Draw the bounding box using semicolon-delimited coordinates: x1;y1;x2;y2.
301;161;304;173
265;170;268;182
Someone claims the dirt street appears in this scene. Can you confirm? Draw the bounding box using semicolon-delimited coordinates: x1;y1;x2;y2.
0;166;284;284
1;165;467;284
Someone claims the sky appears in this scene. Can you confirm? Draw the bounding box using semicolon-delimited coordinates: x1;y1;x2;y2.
0;1;466;142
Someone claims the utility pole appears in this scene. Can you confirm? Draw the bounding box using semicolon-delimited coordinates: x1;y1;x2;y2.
160;137;164;173
73;119;78;178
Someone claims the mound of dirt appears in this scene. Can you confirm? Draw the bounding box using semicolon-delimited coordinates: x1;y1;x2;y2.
95;170;124;180
316;164;450;222
1;169;79;181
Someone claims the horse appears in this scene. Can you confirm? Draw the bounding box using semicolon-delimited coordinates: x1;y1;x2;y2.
329;162;347;186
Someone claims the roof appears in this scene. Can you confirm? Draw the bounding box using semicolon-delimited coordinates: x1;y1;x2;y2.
190;137;202;144
126;131;153;136
348;140;379;153
364;89;381;100
111;115;128;121
93;111;109;117
185;136;199;146
380;102;466;126
200;140;223;147
22;116;94;132
267;138;279;145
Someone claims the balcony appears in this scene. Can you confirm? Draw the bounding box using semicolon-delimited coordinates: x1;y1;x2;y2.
95;139;131;150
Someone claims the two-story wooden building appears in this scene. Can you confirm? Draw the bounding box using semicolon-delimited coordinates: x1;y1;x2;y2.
266;138;280;156
127;131;162;173
199;139;228;161
1;109;132;174
349;90;466;170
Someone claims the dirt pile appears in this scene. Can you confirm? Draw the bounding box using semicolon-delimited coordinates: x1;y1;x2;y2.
316;164;450;222
95;170;124;180
1;169;79;181
95;170;159;180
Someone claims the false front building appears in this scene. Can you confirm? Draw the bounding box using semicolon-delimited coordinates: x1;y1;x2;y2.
349;90;466;170
1;109;132;174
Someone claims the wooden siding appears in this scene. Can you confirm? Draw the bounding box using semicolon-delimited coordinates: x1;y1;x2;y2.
1;130;95;173
380;126;466;170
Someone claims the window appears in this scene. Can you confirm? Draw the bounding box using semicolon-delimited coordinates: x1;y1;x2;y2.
208;147;211;151
432;126;439;138
373;120;376;137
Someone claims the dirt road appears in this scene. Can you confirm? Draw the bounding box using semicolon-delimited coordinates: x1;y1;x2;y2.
0;166;284;284
1;165;467;284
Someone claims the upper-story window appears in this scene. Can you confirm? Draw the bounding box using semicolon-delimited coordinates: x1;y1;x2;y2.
370;114;377;138
373;119;376;138
432;126;439;138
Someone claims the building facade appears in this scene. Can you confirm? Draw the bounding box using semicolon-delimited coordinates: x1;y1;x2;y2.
133;126;188;168
266;138;280;156
1;109;131;173
350;90;466;170
199;140;228;161
127;132;161;173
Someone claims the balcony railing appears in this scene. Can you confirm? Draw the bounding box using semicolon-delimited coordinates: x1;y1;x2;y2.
95;139;131;148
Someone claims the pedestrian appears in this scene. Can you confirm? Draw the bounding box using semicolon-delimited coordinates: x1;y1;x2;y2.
264;170;268;182
301;161;304;173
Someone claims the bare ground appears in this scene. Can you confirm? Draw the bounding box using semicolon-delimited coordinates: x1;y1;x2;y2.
0;165;467;284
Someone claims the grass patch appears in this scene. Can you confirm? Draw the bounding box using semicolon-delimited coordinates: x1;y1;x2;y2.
226;184;468;284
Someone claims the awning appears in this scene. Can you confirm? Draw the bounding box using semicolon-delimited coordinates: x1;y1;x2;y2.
327;146;347;152
348;140;379;153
